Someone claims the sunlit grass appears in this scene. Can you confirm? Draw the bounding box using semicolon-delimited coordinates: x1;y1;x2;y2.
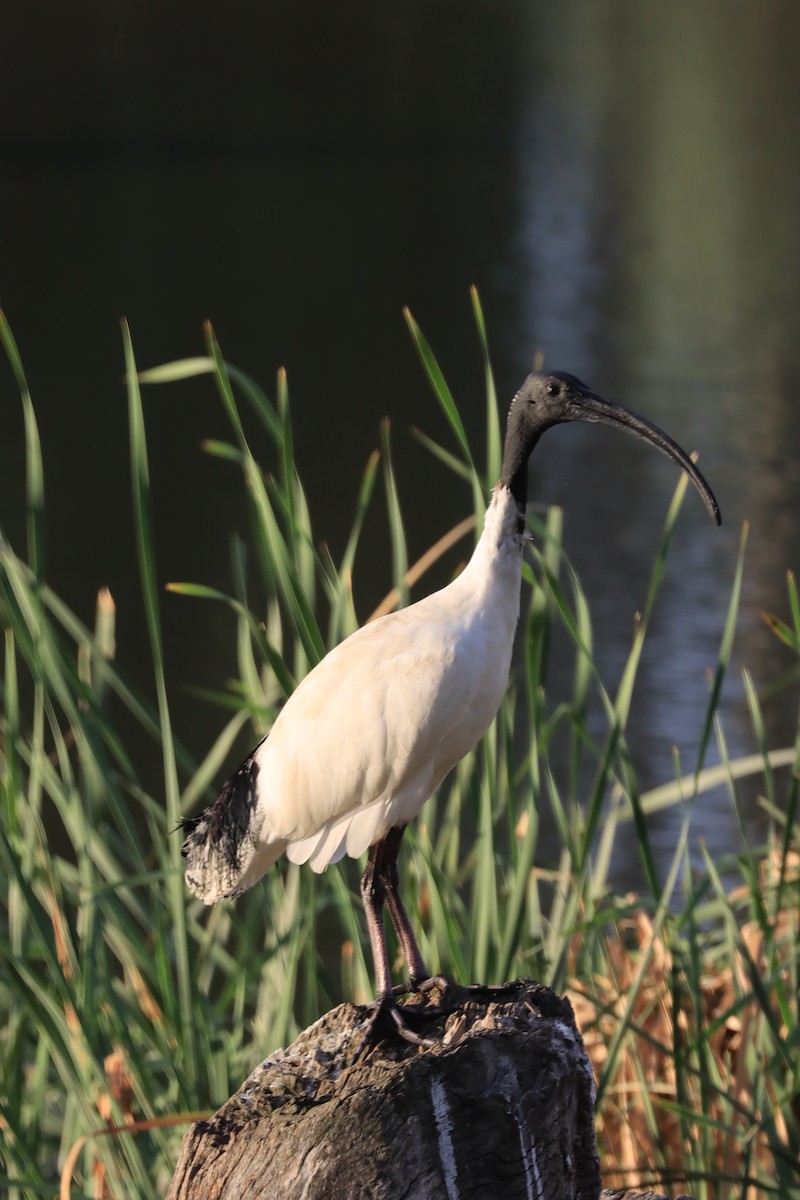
1;299;799;1198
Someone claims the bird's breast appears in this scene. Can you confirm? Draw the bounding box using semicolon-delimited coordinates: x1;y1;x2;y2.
251;490;526;852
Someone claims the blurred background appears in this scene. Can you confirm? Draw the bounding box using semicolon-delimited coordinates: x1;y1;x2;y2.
1;0;799;876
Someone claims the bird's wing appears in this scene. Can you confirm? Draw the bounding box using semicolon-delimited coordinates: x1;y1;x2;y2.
254;599;482;847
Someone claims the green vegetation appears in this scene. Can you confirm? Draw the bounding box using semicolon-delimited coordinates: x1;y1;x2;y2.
1;299;799;1198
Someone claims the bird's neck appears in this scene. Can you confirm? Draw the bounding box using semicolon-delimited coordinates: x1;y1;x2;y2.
461;484;527;588
500;412;541;508
442;486;526;635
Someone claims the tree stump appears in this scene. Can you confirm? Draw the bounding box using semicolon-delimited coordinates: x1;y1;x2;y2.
600;1193;694;1200
167;979;601;1199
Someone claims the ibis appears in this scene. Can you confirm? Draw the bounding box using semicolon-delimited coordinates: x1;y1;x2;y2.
181;371;720;1043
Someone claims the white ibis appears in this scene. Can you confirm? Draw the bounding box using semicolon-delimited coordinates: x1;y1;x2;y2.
181;371;720;1043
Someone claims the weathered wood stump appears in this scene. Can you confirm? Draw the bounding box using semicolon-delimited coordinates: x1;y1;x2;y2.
167;979;601;1199
600;1194;693;1200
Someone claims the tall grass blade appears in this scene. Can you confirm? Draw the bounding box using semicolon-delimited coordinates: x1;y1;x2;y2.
122;320;196;1093
0;311;45;580
380;419;409;605
469;286;501;484
695;521;748;779
403;306;485;518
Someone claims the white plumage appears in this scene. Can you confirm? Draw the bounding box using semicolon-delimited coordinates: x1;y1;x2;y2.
183;485;522;900
181;369;720;1042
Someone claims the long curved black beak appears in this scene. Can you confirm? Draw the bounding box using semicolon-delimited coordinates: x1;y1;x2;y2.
571;391;721;525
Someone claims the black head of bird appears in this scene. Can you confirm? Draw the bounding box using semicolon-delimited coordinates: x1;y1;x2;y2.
501;371;721;523
181;368;720;1050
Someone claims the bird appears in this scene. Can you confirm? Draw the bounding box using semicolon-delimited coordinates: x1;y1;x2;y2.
181;370;720;1044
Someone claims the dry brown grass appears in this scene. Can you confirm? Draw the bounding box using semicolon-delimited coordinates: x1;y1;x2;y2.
569;850;800;1197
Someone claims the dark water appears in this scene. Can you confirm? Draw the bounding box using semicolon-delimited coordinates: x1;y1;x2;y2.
2;1;799;882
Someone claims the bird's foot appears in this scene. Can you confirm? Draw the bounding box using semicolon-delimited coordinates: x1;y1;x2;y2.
404;974;525;1009
354;991;450;1059
357;978;526;1059
391;972;448;999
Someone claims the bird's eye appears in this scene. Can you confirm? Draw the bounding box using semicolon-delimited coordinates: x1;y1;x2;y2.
546;382;559;397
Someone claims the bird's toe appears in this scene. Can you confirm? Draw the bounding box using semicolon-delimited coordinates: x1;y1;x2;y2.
355;993;449;1058
391;971;447;998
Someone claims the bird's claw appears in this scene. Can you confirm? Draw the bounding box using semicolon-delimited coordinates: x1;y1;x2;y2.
355;978;526;1059
354;995;442;1059
390;972;448;998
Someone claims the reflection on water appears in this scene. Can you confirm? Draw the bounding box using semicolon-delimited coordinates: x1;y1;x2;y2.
1;1;799;884
506;3;800;882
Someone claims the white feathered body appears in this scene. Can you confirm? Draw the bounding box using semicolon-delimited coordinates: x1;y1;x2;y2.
184;485;525;904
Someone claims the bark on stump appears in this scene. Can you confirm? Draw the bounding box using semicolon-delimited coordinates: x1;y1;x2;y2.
600;1194;694;1200
167;979;601;1199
